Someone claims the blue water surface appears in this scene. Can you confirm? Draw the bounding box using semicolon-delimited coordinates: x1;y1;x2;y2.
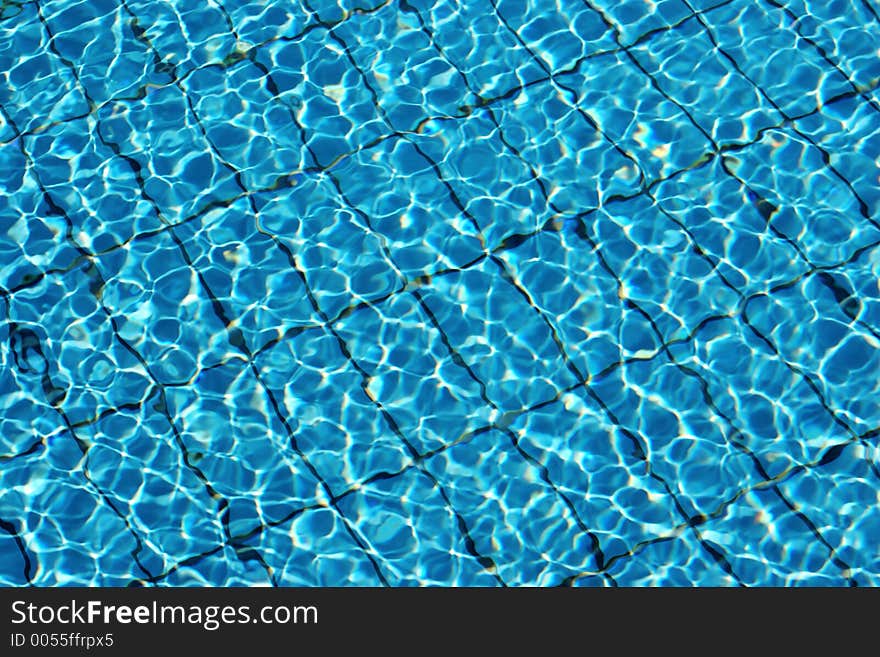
1;0;879;586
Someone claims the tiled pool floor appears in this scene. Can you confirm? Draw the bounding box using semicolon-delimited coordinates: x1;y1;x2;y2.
1;0;879;586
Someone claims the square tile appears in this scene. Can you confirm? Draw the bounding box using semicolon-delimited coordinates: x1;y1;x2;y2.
419;257;580;412
332;7;477;130
243;506;387;586
183;59;309;190
480;0;618;72
41;0;170;107
701;485;849;585
337;466;505;585
744;274;880;433
175;197;323;350
426;427;607;584
631;16;783;145
668;317;854;476
162;360;328;536
253;28;388;168
0;4;89;134
510;389;683;560
496;227;656;377
727;128;880;266
6;265;153;426
762;0;880;92
564;49;712;183
78;403;229;576
254;326;412;496
26;116;166;251
795;94;880;222
489;79;642;214
0;433;145;585
334;291;496;454
125;0;237;73
331;136;486;277
591;354;764;518
776;442;880;583
588;194;742;344
252;174;403;321
96;85;242;225
408;111;555;247
0;159;80;290
700;2;852;117
655;158;808;294
96;230;237;385
402;0;546;97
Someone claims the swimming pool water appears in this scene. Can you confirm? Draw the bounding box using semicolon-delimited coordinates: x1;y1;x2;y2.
1;0;879;586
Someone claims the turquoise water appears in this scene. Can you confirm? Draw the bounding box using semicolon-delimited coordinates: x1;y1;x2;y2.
1;0;879;586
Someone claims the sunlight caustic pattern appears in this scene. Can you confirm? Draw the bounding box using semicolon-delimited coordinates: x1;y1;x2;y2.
1;0;879;586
